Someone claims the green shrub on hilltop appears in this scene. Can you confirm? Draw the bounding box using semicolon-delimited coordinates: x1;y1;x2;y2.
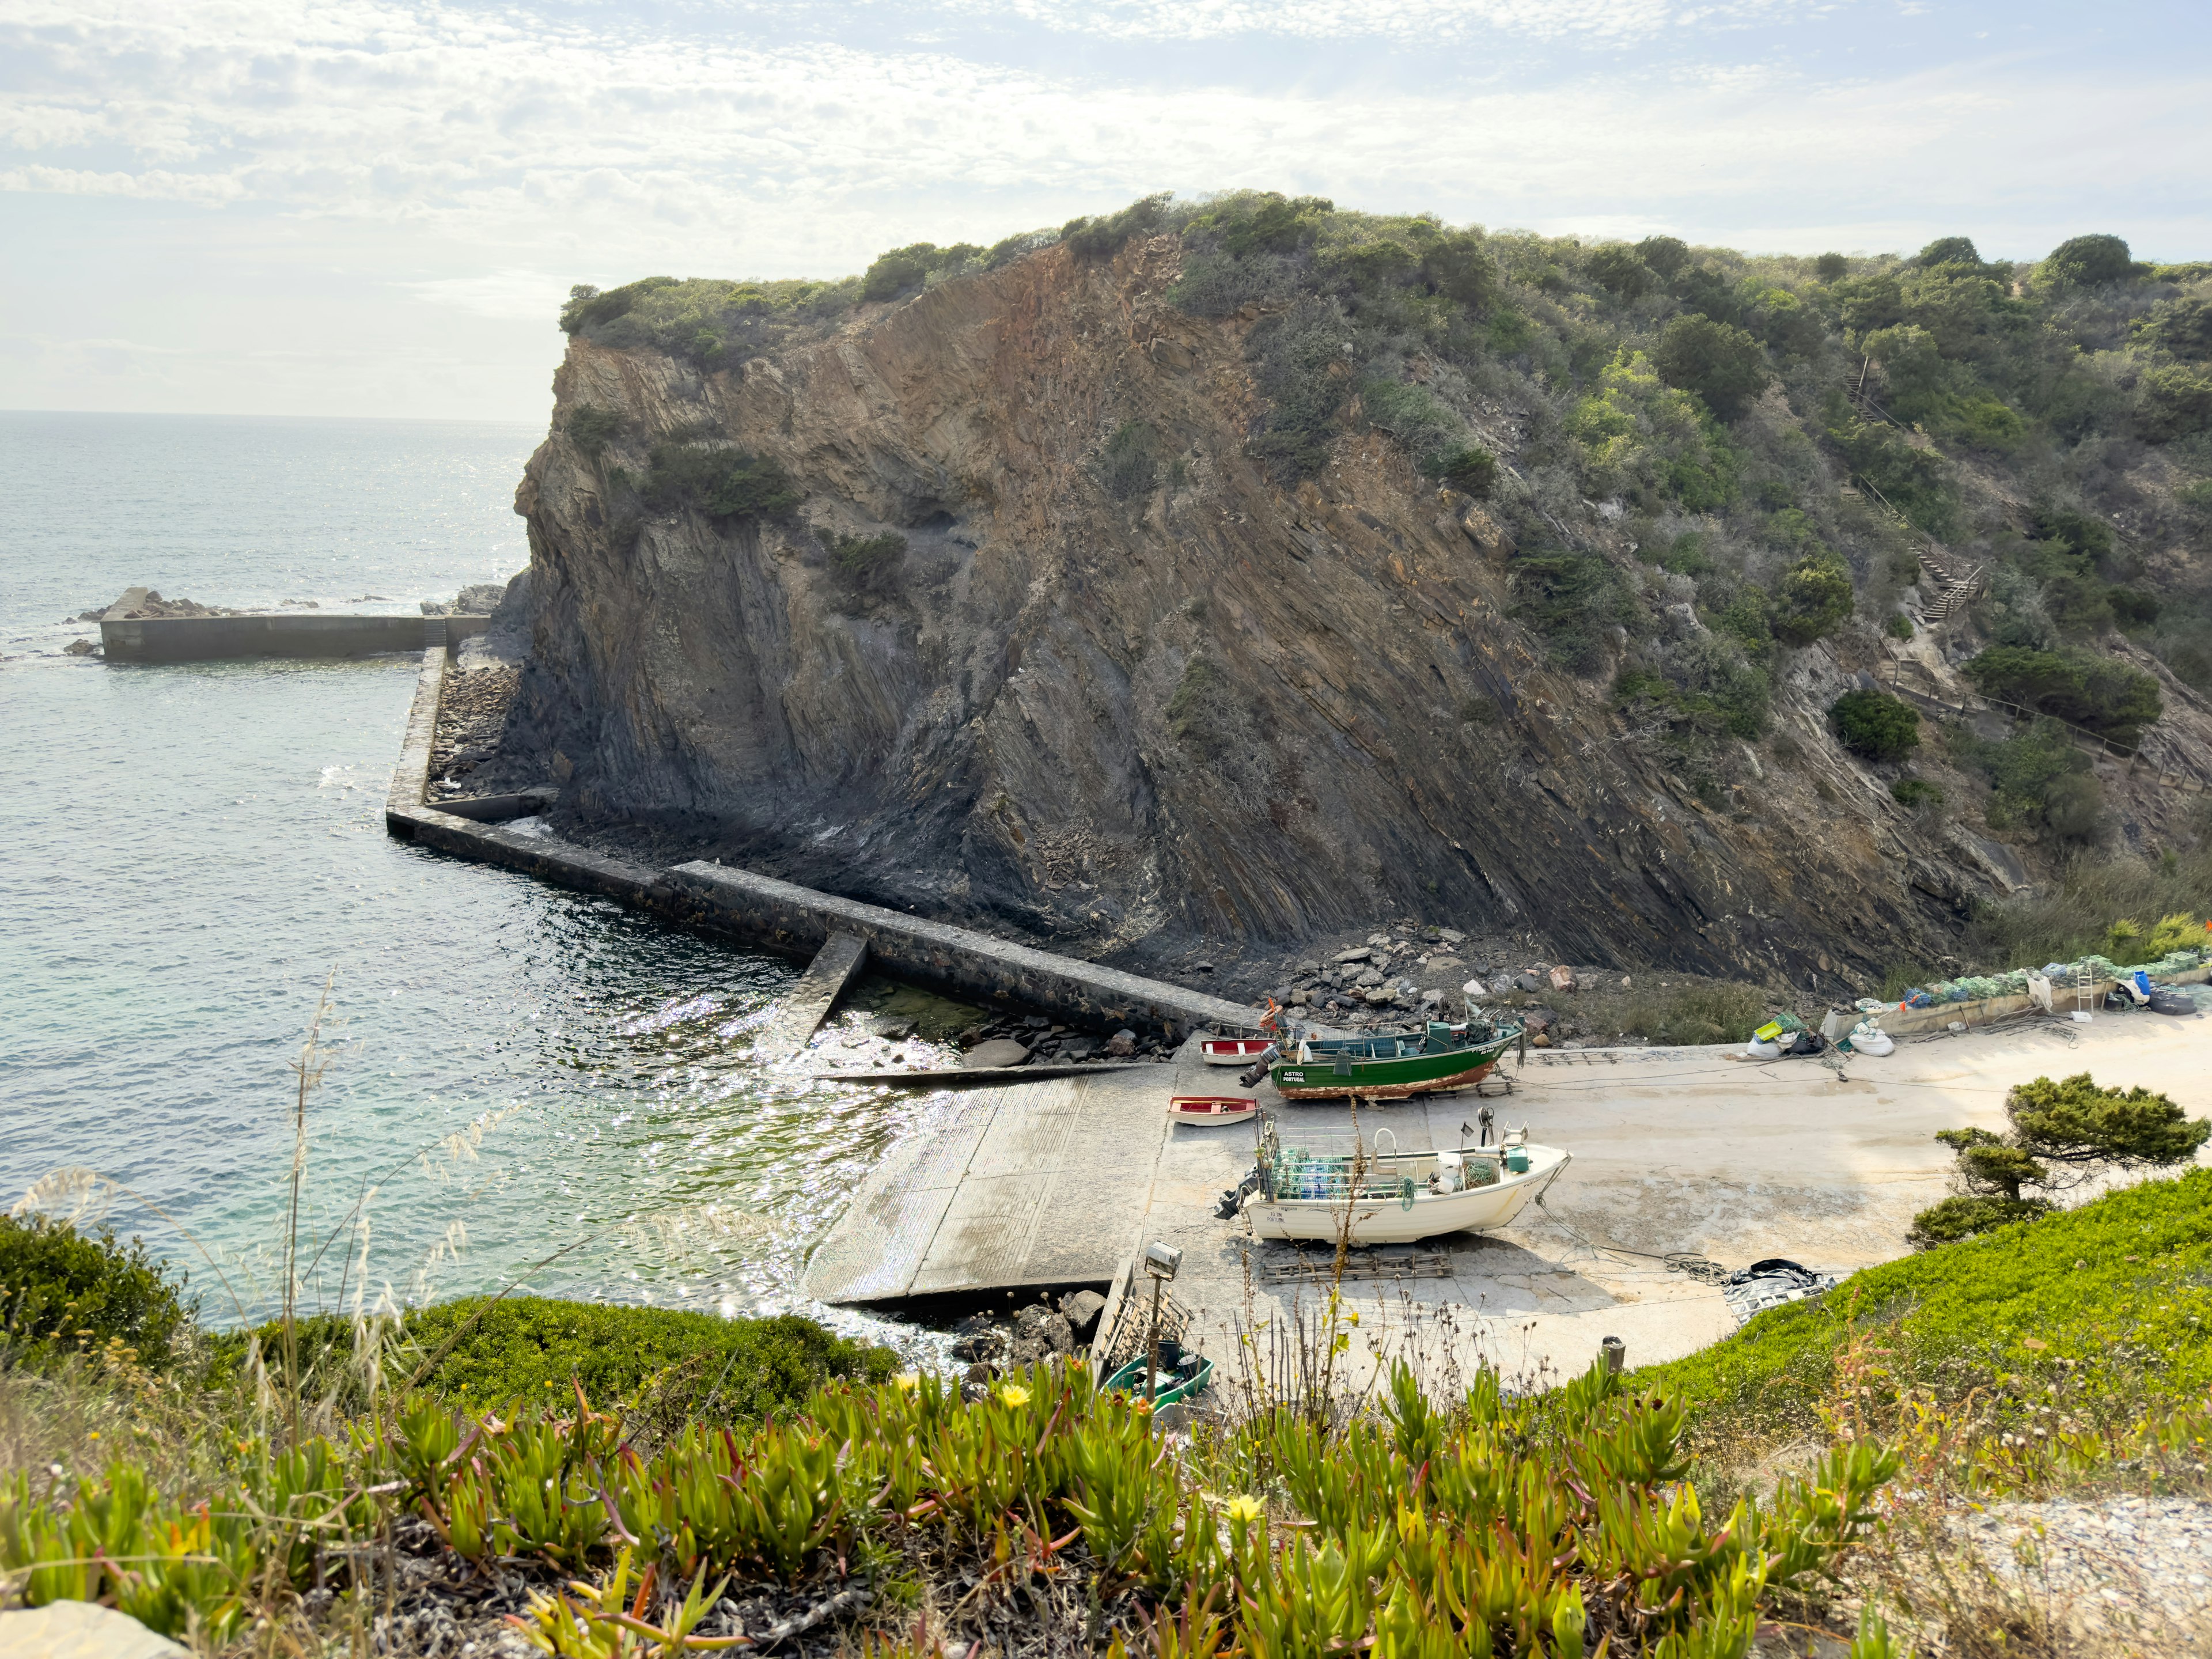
862;241;988;302
1908;1069;2212;1249
2038;233;2143;291
1653;314;1770;419
0;1215;196;1372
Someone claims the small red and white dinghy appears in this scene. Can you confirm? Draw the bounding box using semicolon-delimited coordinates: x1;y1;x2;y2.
1199;1035;1274;1066
1199;1011;1281;1066
1169;1094;1260;1124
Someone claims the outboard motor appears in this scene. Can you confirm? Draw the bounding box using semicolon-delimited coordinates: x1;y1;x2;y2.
1237;1044;1281;1089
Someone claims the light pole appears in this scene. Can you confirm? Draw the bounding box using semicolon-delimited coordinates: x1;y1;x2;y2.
1142;1241;1182;1404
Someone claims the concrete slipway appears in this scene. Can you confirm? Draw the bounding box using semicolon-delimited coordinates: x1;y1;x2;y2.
807;1009;2211;1389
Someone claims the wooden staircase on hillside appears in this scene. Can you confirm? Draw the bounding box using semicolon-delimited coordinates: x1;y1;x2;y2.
1847;355;1983;628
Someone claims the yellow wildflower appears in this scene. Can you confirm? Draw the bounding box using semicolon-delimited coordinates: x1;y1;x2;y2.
892;1372;921;1392
1224;1495;1266;1523
998;1383;1032;1408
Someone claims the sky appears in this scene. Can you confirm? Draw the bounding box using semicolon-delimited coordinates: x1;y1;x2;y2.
3;0;2206;423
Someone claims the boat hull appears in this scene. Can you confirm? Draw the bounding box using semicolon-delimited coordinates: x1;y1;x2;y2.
1103;1354;1214;1406
1169;1096;1259;1123
1243;1147;1570;1244
1200;1037;1274;1065
1271;1033;1513;1100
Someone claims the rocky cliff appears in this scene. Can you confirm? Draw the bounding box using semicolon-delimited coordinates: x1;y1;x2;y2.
499;222;2207;987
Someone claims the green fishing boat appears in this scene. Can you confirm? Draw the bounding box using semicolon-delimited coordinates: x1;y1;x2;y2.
1266;1020;1520;1101
1103;1351;1214;1407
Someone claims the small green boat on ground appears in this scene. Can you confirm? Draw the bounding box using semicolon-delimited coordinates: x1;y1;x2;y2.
1103;1351;1214;1407
1267;1019;1521;1100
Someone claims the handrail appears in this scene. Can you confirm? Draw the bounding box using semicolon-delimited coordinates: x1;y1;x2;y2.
1881;655;2179;771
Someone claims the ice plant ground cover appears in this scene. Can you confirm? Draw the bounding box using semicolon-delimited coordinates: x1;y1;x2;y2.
1;1346;1904;1657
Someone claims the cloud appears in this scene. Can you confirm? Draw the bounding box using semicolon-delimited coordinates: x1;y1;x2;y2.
1;0;2205;418
7;1;2200;273
0;164;248;202
399;268;574;321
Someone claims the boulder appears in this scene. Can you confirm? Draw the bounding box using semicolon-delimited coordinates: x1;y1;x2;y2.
1355;967;1385;987
1514;973;1543;994
1105;1029;1137;1057
1463;978;1489;1000
1364;987;1399;1005
1060;1036;1097;1061
1334;947;1371;964
1549;966;1579;992
1060;1289;1108;1334
964;1039;1029;1068
63;638;97;656
1437;928;1467;944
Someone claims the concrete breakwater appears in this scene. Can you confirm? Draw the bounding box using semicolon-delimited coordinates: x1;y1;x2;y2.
104;607;490;663
384;645;1255;1041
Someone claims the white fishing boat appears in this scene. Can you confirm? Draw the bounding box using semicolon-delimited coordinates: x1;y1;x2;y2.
1239;1128;1570;1244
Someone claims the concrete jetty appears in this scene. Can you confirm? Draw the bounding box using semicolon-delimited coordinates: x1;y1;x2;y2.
384;642;1257;1040
101;590;490;664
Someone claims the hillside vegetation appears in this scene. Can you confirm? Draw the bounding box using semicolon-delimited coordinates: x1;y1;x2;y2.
551;195;2212;978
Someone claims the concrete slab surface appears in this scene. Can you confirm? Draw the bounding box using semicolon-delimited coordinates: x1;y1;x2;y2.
804;1067;1171;1304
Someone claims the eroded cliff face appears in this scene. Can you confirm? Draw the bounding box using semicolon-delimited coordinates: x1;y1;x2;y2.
507;237;1980;983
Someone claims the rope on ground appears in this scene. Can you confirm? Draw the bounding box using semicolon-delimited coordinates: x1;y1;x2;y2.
1531;1192;1729;1285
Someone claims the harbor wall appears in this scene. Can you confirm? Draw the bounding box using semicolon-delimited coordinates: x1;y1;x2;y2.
104;612;490;664
384;645;1255;1038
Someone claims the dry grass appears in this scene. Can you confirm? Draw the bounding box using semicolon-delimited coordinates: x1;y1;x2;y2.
1965;840;2212;972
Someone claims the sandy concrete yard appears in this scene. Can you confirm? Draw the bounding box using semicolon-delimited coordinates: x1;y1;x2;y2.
1129;1006;2212;1394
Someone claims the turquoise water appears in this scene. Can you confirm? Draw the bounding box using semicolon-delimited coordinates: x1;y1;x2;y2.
0;413;958;1345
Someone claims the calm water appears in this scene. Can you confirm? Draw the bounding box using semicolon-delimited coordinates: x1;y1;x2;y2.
0;413;961;1347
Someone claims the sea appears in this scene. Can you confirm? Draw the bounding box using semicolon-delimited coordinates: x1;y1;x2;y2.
0;412;963;1350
